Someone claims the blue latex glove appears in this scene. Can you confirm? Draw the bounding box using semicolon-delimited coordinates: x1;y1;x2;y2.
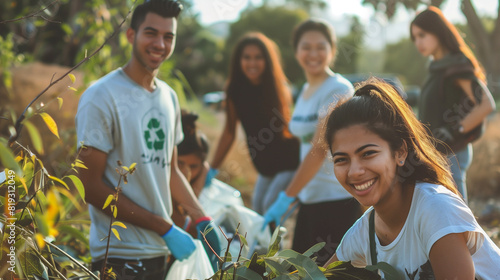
196;219;221;271
161;224;196;260
204;167;218;187
262;191;296;231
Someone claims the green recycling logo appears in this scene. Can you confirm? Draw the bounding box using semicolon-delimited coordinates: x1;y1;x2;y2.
144;118;165;151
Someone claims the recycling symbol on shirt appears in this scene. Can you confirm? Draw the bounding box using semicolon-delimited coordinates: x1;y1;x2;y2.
144;118;165;151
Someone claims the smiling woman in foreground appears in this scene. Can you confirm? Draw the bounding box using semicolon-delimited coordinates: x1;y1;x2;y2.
323;79;500;279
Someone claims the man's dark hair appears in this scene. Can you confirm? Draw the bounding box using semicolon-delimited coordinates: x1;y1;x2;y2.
130;0;183;31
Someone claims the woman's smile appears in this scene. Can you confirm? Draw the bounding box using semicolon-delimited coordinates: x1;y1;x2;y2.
330;124;406;207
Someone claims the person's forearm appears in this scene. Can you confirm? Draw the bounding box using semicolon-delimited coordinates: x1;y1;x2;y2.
211;127;236;169
460;92;495;132
170;166;206;222
285;145;326;197
85;179;171;235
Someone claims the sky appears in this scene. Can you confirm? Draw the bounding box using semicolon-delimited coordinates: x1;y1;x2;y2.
191;0;498;47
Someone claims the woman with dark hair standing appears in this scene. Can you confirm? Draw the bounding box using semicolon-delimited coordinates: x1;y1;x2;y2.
211;32;300;215
263;19;359;264
411;6;495;202
324;79;500;279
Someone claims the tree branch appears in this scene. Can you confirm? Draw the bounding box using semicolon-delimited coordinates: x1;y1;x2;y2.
492;0;500;49
8;3;136;145
45;242;99;280
0;0;59;24
461;0;492;69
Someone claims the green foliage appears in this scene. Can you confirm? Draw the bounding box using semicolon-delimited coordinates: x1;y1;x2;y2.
18;249;50;279
173;13;226;95
207;227;386;280
0;151;95;278
383;38;428;86
262;0;327;13
0;33;30;93
0;62;94;277
362;0;444;19
74;0;133;83
323;261;380;279
335;16;364;75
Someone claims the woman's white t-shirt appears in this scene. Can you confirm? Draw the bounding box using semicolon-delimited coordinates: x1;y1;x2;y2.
289;74;354;204
336;182;500;279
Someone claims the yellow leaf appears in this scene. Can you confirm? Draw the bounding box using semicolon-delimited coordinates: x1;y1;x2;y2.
35;233;46;249
68;86;77;92
49;227;59;237
74;161;88;169
39;112;59;139
112;228;121;240
129;163;136;170
122;166;129;171
112;221;127;228
46;191;60;220
15;155;23;162
49;175;69;189
113;205;117;218
103;194;113;209
68;73;76;83
19;178;28;193
57;97;63;110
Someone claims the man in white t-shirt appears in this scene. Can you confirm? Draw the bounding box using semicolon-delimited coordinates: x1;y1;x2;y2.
75;1;218;278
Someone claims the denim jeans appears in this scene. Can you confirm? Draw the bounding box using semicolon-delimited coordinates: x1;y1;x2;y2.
448;144;472;203
253;170;295;215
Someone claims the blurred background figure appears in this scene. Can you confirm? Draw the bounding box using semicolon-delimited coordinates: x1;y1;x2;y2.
211;32;300;215
411;6;495;203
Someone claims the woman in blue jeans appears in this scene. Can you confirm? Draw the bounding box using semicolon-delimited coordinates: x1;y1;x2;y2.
411;6;495;202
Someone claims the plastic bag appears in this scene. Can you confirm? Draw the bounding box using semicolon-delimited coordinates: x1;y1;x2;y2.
198;179;244;217
198;179;272;258
214;204;272;258
165;240;214;280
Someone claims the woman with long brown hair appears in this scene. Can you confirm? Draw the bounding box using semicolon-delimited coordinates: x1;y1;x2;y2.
324;79;500;279
411;6;495;203
211;32;300;215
